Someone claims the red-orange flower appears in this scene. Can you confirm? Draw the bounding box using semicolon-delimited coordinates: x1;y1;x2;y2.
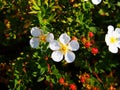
80;76;86;83
79;73;90;83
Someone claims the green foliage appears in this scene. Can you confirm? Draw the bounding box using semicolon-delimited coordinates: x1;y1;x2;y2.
0;0;120;90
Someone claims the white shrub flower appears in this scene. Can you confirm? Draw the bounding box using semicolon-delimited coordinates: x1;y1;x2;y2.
49;33;79;63
30;27;54;48
91;0;102;5
105;25;120;53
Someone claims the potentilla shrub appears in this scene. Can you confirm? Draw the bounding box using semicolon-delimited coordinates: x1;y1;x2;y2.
2;0;120;90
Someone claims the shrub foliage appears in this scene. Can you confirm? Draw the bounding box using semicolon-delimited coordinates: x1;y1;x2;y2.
0;0;120;90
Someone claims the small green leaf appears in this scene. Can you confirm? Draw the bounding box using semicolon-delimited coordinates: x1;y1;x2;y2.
37;0;41;6
46;76;51;81
37;76;45;82
40;68;45;75
100;69;105;73
89;27;97;33
32;4;40;11
37;64;41;69
61;20;66;23
32;72;37;77
51;78;55;84
67;18;73;22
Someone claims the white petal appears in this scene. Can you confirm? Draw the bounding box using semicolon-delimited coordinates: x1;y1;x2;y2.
59;33;70;45
51;51;63;62
105;34;110;46
115;28;120;33
68;40;79;51
29;38;39;48
30;27;41;37
91;0;102;5
108;25;114;31
108;45;118;53
49;40;60;50
65;51;75;63
46;33;54;42
117;41;120;48
107;25;114;34
115;28;120;37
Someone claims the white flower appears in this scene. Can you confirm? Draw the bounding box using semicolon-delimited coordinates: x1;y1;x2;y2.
49;33;79;63
91;0;102;5
105;25;120;53
30;27;54;48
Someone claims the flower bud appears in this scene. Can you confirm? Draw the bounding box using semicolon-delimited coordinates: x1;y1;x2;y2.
69;84;77;90
58;78;65;85
91;47;98;55
88;32;94;38
85;42;91;48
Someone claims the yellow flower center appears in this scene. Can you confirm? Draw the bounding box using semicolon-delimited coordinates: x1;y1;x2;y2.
60;43;68;55
110;37;118;44
39;35;46;42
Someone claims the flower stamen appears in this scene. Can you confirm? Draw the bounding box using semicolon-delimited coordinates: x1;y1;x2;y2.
60;43;68;55
39;35;46;42
110;37;118;44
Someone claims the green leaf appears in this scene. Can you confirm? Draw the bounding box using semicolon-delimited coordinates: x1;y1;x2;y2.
48;14;56;22
32;72;37;77
37;76;45;82
99;69;105;73
110;63;118;68
51;78;55;84
89;27;97;33
94;67;99;74
40;68;45;75
37;0;41;6
37;11;43;24
32;0;40;10
51;65;59;74
14;79;18;88
16;86;20;90
61;20;66;23
37;64;41;69
67;17;73;22
44;0;48;7
46;76;51;81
